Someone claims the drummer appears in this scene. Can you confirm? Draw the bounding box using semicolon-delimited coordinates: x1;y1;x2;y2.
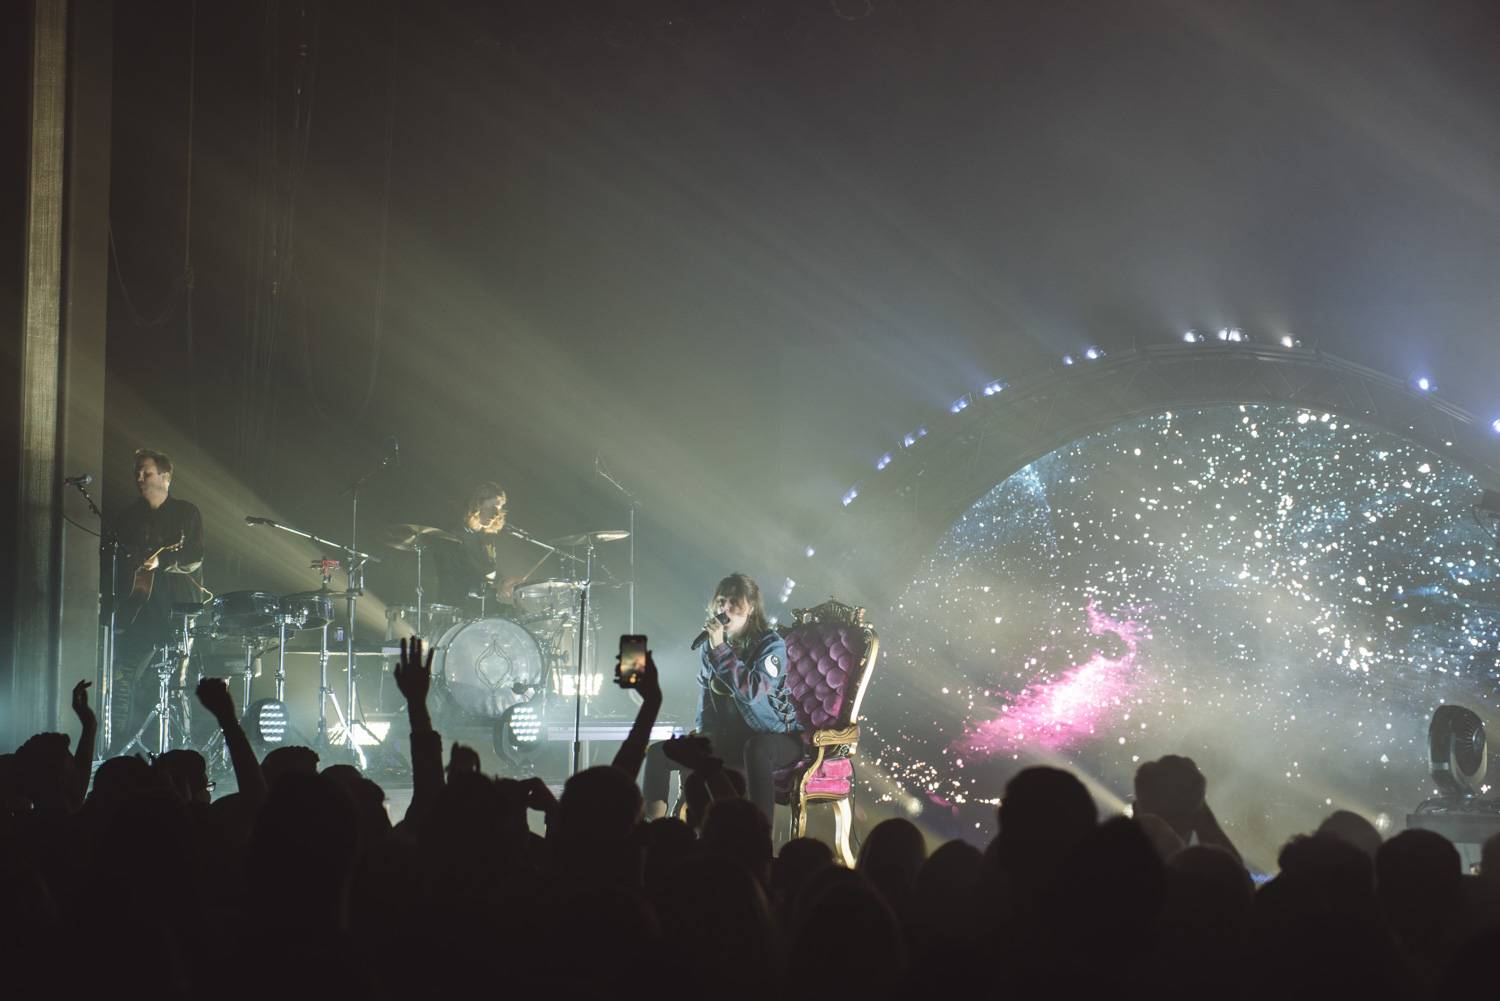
434;481;527;614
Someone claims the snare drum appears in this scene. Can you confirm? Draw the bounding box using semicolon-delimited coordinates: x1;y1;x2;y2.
431;617;546;719
206;591;280;636
281;590;335;631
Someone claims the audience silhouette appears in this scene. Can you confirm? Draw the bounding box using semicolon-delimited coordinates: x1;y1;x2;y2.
4;646;1498;1001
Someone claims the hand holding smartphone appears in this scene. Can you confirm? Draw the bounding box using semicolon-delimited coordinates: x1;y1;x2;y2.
617;634;648;687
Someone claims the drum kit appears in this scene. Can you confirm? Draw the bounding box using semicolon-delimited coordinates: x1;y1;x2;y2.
117;558;356;762
119;513;632;778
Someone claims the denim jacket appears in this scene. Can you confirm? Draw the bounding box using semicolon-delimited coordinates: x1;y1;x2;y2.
695;629;800;735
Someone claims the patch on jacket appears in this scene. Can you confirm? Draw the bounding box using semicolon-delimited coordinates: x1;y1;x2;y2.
762;653;781;677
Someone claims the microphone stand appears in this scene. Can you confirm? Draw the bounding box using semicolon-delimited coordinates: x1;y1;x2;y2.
596;457;639;633
71;479;118;755
343;450;400;770
571;536;597;775
504;522;585;567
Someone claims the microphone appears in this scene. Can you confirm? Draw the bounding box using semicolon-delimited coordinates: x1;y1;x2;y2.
64;473;94;487
245;515;274;526
691;611;731;651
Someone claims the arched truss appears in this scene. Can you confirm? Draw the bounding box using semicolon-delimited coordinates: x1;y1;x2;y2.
813;343;1500;606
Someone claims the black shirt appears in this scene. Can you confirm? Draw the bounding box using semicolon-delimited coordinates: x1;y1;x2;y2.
434;526;505;608
111;495;206;642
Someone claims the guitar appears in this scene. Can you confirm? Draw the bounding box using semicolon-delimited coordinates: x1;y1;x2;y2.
120;535;186;626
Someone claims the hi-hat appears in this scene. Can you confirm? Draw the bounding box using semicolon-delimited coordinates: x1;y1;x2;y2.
550;530;630;546
384;524;462;550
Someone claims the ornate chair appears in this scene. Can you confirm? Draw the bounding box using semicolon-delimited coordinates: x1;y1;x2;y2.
773;598;879;866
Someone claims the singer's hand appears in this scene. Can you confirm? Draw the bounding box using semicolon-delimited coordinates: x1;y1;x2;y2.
704;616;726;649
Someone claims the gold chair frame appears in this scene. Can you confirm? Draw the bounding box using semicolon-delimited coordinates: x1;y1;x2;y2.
781;598;879;867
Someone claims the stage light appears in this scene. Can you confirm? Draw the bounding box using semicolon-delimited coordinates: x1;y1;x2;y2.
1062;354;1075;366
1416;377;1433;392
1217;328;1244;343
1183;331;1202;344
350;719;390;747
841;486;859;507
982;380;1005;396
877;453;893;471
951;394;971;414
247;698;290;748
804;546;816;558
902;426;928;448
1429;704;1486;797
495;701;544;765
553;672;604;699
1280;335;1300;348
1492;419;1500;434
1084;346;1102;361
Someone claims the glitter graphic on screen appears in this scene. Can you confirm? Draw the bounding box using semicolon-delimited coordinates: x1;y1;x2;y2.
956;602;1147;753
864;405;1500;863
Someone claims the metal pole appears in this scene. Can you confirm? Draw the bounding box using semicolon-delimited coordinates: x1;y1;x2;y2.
415;543;424;636
346;489;360;762
100;534;120;751
571;545;593;775
276;614;288;702
316;622;331;743
628;504;636;634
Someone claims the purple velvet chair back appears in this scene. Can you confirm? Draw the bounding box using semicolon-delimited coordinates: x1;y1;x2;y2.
781;619;871;734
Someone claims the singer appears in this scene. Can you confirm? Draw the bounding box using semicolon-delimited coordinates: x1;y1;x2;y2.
642;573;802;821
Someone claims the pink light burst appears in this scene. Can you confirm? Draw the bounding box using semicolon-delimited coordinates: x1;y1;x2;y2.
955;601;1148;756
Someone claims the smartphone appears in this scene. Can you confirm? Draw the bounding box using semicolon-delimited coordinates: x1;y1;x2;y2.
617;634;648;686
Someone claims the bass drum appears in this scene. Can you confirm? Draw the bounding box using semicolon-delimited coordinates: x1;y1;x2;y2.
431;617;546;719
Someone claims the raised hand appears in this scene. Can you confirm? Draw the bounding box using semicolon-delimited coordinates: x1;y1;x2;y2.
195;677;238;726
662;734;722;774
520;776;557;815
394;636;434;705
71;679;95;725
636;650;662;705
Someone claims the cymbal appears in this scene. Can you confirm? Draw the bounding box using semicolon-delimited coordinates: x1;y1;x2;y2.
550;530;630;546
384;524;461;550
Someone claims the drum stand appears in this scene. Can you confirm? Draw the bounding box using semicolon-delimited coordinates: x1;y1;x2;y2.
315;622;334;746
120;614;196;758
243;508;398;770
199;636;260;779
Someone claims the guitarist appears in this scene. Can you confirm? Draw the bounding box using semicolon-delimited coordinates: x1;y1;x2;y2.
110;448;205;748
